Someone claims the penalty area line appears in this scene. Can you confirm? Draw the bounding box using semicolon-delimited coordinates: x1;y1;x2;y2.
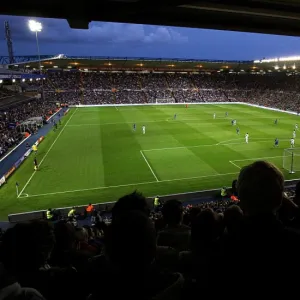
24;172;239;198
229;155;284;170
140;150;159;182
229;160;241;170
145;138;291;152
17;108;78;198
232;155;283;162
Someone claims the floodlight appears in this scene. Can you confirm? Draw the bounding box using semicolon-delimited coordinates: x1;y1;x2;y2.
28;20;42;32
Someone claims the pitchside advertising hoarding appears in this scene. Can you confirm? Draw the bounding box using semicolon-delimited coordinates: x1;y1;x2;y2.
0;176;5;187
0;136;45;188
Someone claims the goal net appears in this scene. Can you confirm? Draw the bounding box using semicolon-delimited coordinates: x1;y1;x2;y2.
283;148;300;173
155;98;175;104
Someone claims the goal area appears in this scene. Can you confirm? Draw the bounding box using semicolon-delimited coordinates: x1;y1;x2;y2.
155;98;176;104
283;148;300;174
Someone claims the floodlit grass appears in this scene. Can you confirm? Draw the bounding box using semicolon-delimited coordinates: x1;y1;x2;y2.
1;104;300;219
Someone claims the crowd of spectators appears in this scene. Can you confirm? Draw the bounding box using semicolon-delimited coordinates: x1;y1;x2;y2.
42;71;300;109
0;97;57;158
2;71;299;157
2;71;300;158
1;160;300;299
2;71;300;299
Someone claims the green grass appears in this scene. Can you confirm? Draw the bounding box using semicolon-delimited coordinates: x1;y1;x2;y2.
1;104;300;220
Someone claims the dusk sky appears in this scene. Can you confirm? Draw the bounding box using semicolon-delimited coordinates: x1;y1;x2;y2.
1;14;300;60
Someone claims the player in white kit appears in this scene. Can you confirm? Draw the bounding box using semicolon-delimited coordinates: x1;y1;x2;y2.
213;113;216;119
293;130;296;138
245;133;249;144
296;124;298;130
142;125;146;134
291;138;295;148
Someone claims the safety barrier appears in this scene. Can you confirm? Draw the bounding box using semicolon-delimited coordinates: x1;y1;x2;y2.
7;178;299;223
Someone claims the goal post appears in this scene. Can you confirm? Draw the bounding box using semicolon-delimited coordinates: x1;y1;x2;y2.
283;148;300;173
155;98;176;104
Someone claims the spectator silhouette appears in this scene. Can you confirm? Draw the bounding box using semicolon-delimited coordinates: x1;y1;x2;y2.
218;161;300;296
223;204;243;237
112;190;150;219
293;180;300;206
157;200;190;251
177;208;224;296
0;220;77;300
88;210;184;300
0;261;45;300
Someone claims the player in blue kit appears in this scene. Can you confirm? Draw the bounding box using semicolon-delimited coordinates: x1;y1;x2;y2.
274;119;278;125
236;127;240;135
174;114;177;120
133;123;136;131
274;138;279;147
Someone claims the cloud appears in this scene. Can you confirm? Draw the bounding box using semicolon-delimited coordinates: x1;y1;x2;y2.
0;15;188;46
2;14;300;60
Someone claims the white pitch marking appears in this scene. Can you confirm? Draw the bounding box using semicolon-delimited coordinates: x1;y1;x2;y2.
23;172;239;198
144;138;291;152
217;137;286;145
229;160;242;170
18;108;78;198
140;150;159;182
216;138;244;145
143;144;215;151
231;155;283;162
18;193;29;198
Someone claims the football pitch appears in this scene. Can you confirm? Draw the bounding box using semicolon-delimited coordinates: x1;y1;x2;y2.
1;103;300;218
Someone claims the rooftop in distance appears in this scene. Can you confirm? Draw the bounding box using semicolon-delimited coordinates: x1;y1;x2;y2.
3;54;300;73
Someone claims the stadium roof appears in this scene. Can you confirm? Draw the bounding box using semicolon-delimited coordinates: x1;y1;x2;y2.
6;55;300;73
8;56;255;72
1;1;300;36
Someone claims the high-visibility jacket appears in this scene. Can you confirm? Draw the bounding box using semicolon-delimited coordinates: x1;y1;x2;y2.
86;204;94;212
46;210;53;220
221;188;227;197
231;195;239;202
154;197;160;206
68;209;76;217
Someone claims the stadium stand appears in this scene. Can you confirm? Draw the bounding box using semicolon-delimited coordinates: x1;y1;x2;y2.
0;94;58;159
1;164;300;299
2;70;300;299
2;70;300;159
2;70;300;163
39;72;300;111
